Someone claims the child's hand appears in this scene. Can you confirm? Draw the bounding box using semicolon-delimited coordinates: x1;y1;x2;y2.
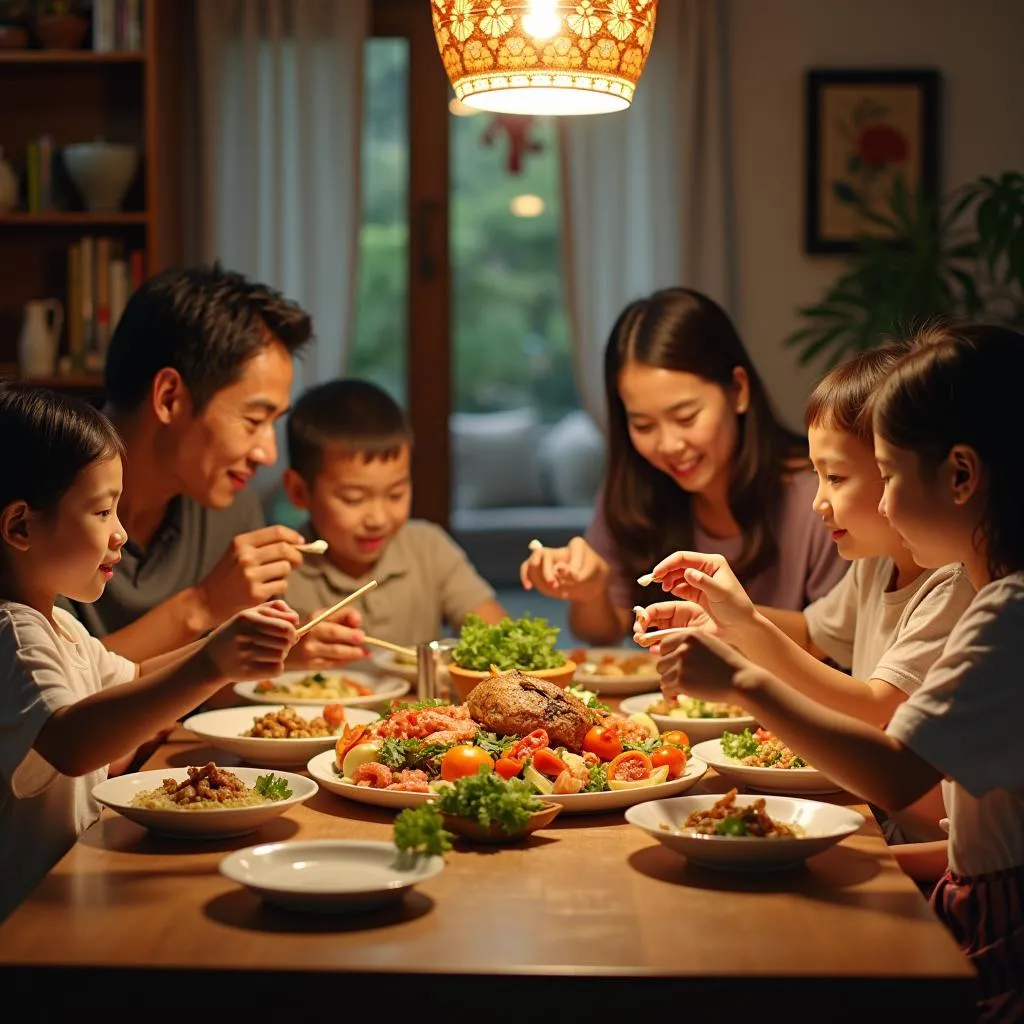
202;600;299;681
656;630;753;703
643;551;755;637
519;536;608;601
287;606;368;670
632;600;715;652
196;525;307;626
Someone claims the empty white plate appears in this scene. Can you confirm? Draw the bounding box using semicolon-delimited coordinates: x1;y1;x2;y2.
219;839;445;913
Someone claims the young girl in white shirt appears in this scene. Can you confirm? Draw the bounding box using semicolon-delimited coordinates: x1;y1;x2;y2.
654;324;1024;1023
0;383;299;923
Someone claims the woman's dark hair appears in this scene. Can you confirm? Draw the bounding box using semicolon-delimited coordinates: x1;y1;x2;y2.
0;382;125;516
603;287;806;605
804;343;911;443
104;262;313;412
874;323;1024;580
287;379;413;484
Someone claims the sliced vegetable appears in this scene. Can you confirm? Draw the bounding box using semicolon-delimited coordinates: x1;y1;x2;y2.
606;750;653;783
628;712;660;739
606;764;669;791
531;747;569;778
506;729;549;762
522;763;554;795
494;757;525;781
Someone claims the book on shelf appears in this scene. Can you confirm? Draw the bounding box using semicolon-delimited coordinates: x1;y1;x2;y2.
61;235;143;375
92;0;144;53
23;135;55;215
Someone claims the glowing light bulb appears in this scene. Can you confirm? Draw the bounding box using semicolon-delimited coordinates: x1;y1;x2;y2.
510;194;545;217
523;0;560;39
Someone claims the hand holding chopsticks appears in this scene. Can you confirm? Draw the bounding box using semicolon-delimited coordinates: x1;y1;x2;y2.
295;579;378;638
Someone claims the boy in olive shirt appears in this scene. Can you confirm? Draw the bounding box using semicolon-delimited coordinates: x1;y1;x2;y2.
283;380;508;645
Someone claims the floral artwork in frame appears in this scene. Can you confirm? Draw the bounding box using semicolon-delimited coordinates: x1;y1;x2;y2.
805;69;940;254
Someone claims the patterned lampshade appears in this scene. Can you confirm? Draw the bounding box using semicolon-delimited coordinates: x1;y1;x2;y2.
432;0;659;116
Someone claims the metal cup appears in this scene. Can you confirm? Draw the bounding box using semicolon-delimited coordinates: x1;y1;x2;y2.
416;637;459;702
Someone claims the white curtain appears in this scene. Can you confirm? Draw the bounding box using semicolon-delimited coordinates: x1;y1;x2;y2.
194;0;367;394
559;0;734;427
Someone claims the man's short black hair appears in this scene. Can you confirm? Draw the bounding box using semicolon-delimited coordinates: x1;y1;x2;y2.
103;262;313;412
287;379;412;484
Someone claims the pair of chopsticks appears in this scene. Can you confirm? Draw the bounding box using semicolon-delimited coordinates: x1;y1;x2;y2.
292;579;417;659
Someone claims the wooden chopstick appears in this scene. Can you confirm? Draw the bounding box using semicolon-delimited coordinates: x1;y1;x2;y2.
295;579;378;638
362;635;417;659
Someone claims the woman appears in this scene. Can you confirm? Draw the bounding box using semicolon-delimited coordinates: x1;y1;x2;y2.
521;287;845;644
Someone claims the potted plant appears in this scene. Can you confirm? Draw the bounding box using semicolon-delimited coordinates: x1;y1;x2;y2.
447;613;577;702
787;171;1024;371
32;0;88;50
0;1;31;47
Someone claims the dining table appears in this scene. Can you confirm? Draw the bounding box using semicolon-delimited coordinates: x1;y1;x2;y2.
0;688;977;1020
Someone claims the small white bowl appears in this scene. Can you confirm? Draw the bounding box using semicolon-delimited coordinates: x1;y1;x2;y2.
92;766;317;839
181;704;380;768
219;839;444;913
626;793;865;871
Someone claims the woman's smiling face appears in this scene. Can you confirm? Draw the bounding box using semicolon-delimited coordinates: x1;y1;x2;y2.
618;362;747;496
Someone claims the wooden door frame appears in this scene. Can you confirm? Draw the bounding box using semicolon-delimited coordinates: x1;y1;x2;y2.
371;0;451;528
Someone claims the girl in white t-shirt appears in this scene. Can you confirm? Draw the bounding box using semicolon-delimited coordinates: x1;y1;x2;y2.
0;383;299;923
654;324;1024;1023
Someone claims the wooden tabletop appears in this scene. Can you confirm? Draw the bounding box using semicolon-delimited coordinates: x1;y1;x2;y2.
0;717;977;1018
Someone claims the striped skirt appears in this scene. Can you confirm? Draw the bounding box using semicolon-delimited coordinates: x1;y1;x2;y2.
931;863;1024;1023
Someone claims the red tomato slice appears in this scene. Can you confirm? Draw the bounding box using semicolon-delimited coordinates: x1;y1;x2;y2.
532;747;568;778
607;750;653;782
494;757;524;780
650;744;687;780
506;729;549;761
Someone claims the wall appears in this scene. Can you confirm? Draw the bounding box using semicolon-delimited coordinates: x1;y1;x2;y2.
728;0;1024;426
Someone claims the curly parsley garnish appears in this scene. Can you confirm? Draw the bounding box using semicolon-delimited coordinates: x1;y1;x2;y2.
393;805;453;857
254;773;292;800
434;768;544;834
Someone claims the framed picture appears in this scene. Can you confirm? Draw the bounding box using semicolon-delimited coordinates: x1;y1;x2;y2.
805;68;940;254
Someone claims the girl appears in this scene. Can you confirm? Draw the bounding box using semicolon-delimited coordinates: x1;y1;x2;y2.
657;324;1024;1023
520;287;845;644
0;383;298;923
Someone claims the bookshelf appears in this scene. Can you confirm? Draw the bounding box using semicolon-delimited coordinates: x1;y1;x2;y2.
0;0;184;391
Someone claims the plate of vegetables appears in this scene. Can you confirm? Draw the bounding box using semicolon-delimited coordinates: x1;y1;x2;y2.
691;730;841;795
568;647;661;696
619;692;758;743
234;669;409;709
308;697;707;815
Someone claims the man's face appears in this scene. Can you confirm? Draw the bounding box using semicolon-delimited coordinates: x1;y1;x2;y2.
166;340;294;508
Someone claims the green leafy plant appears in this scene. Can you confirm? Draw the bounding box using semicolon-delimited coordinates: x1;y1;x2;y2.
450;613;564;672
787;171;1024;371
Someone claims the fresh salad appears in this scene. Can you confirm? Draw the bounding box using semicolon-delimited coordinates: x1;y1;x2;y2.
254;672;374;700
450;613;566;672
721;728;811;769
334;699;692;796
647;695;749;719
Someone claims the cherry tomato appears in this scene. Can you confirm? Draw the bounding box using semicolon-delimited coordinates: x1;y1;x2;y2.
322;704;346;729
506;729;549;761
532;747;568;778
582;725;623;762
606;750;652;782
494;757;524;780
659;729;691;750
649;744;687;780
440;745;495;782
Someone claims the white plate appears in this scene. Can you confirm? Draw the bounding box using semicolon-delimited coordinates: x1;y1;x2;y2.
619;692;758;743
568;647;661;696
181;704;381;768
92;766;318;839
219;839;444;913
691;738;842;795
626;793;865;871
370;649;420;683
233;670;410;709
307;749;708;815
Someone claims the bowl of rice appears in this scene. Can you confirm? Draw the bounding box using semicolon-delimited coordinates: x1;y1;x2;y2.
92;762;318;839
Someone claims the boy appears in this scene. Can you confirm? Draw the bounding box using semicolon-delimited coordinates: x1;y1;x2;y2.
283;379;508;644
636;345;975;875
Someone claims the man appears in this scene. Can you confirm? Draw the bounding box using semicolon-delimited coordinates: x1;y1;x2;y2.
64;263;365;667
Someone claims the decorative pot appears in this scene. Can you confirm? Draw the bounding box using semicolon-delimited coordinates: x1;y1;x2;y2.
63;141;139;212
447;660;577;703
440;802;562;843
18;298;64;378
35;12;88;50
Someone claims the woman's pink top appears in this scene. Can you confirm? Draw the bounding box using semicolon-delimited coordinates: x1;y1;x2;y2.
585;470;847;611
